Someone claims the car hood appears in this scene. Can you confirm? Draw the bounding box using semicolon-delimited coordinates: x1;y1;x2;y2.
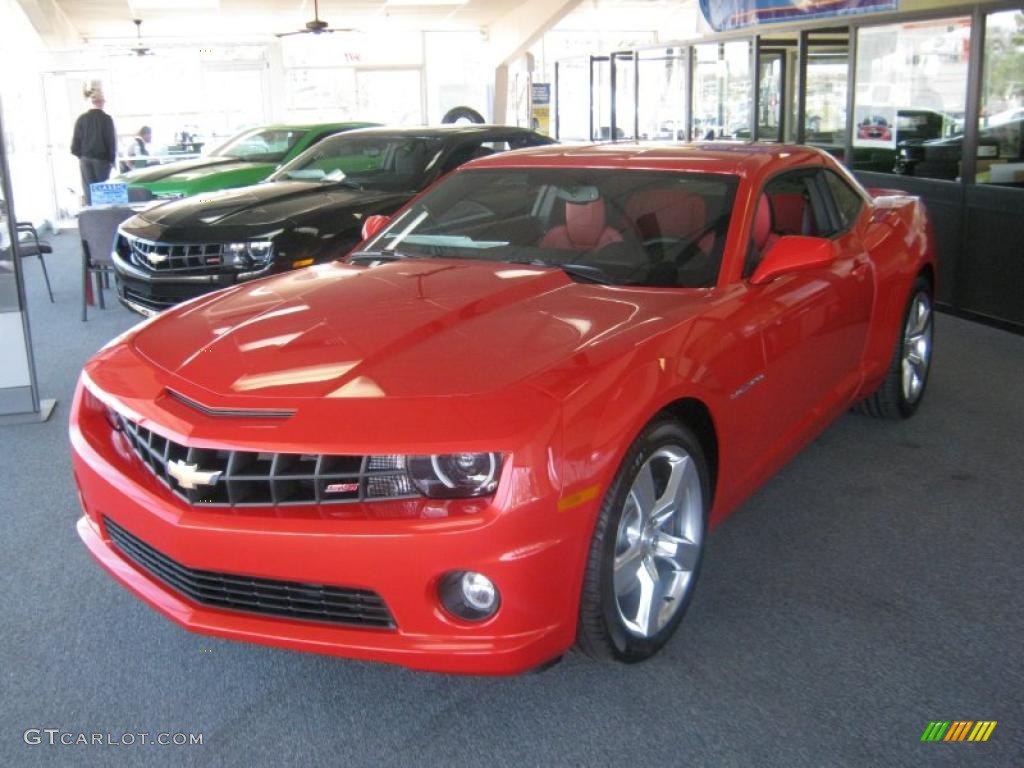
132;182;407;231
121;157;264;185
131;259;707;400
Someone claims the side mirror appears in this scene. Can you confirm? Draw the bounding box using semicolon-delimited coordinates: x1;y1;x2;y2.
361;214;390;242
750;236;836;285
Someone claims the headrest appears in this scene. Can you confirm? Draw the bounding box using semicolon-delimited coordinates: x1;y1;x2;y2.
565;199;608;249
753;194;772;250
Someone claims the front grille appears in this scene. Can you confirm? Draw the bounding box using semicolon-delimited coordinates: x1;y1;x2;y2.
117;415;417;507
104;517;395;628
120;232;225;274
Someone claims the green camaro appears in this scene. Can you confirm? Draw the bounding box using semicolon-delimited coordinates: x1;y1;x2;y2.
118;122;377;199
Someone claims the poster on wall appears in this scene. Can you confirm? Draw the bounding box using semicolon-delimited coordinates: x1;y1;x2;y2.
700;0;898;32
853;105;897;149
531;83;551;136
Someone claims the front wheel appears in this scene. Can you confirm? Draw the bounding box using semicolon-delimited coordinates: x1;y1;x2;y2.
576;418;709;662
857;276;934;419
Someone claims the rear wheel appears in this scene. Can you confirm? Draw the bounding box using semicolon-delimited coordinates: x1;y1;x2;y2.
857;276;934;419
577;418;709;662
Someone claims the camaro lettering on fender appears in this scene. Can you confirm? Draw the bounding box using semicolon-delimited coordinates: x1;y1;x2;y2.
730;373;766;400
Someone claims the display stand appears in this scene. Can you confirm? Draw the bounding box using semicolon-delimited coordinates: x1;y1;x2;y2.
0;95;55;425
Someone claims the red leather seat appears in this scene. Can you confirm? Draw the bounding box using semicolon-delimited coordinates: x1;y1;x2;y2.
540;199;623;251
625;189;707;241
769;193;809;235
753;194;779;254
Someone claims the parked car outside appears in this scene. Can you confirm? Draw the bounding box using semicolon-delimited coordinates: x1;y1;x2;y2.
112;125;554;315
117;122;376;200
73;143;936;674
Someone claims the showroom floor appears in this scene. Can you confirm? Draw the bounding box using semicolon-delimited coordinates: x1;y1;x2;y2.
2;233;1022;768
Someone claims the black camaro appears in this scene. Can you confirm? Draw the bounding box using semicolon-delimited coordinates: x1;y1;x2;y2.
112;125;555;315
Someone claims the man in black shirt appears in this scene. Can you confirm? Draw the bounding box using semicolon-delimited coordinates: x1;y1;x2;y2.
71;89;116;205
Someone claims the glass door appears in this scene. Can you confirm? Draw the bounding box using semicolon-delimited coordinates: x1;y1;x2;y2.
590;55;612;140
610;51;638;141
757;49;785;141
802;29;850;159
554;57;590;141
636;47;688;141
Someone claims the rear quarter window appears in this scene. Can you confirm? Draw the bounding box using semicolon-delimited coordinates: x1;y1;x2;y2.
824;170;865;231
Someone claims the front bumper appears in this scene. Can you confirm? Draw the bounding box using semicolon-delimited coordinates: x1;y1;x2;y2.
70;383;586;675
112;249;270;315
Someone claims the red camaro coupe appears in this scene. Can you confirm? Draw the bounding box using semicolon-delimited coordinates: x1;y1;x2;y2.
71;144;936;674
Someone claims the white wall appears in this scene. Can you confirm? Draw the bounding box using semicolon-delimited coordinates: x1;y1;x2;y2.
0;0;56;228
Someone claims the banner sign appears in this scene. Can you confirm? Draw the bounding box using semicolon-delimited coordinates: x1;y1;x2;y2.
699;0;898;32
89;182;129;206
531;83;552;136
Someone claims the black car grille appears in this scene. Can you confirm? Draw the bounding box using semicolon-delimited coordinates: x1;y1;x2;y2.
120;232;225;274
104;517;396;629
117;415;417;507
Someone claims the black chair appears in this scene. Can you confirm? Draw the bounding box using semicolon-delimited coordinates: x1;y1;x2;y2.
79;206;135;320
15;222;53;302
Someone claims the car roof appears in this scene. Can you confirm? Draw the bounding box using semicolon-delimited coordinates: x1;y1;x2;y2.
464;142;827;176
320;124;545;139
255;122;378;131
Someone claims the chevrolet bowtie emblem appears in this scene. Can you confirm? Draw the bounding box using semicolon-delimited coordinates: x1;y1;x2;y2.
147;252;167;264
167;459;222;489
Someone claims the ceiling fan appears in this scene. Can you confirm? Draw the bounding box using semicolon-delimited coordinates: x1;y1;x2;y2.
276;0;354;37
128;18;155;56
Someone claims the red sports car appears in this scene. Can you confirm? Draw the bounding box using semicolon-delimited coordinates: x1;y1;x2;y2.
71;144;936;675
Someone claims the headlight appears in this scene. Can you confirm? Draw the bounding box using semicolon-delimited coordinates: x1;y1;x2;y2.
226;241;274;269
406;453;502;498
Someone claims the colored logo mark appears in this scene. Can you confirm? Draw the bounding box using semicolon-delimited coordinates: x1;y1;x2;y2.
921;721;997;742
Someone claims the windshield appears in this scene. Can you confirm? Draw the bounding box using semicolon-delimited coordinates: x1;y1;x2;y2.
211;128;309;162
270;135;445;190
359;168;739;288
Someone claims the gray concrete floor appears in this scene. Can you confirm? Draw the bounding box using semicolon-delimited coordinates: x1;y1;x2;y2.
1;232;1022;767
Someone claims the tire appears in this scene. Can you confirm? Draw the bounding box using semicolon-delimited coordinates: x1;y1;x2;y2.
857;275;934;419
576;417;710;662
441;106;485;125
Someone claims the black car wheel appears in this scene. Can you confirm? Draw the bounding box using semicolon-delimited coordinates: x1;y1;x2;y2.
577;417;709;662
857;275;934;419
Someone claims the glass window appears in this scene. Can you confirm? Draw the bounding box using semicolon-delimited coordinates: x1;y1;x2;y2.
555;58;591;142
211;128;308;163
362;168;739;289
824;170;864;230
852;18;970;179
693;41;752;140
271;135;444;190
636;47;687;141
805;42;849;155
758;52;783;141
979;10;1024;186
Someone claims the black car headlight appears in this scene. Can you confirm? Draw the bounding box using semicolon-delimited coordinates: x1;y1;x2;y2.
406;453;502;498
226;241;274;269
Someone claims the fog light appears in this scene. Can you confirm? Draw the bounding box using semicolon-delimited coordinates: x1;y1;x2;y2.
439;570;500;621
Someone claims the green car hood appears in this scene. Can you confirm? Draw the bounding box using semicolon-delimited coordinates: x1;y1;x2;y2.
122;158;274;197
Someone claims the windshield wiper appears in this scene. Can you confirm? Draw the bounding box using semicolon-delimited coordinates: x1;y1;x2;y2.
348;250;409;264
326;178;363;190
557;263;615;284
508;258;615;285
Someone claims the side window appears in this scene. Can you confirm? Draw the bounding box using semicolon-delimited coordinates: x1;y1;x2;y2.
823;170;864;231
440;141;496;175
745;168;824;277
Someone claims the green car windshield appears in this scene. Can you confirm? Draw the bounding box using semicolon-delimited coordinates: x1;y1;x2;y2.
210;128;309;163
271;135;445;191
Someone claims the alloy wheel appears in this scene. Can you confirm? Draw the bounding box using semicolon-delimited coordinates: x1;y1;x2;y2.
612;446;703;638
901;291;933;404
